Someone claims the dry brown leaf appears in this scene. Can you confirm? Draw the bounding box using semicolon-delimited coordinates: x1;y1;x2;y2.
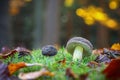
65;68;78;79
14;47;31;53
79;73;89;80
0;46;31;59
87;61;101;68
103;48;120;59
93;48;120;64
94;54;111;63
92;49;103;55
58;58;66;65
0;50;17;58
18;68;54;80
14;47;31;58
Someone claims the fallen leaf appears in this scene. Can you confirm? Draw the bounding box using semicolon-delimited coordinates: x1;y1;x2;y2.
65;68;78;79
0;61;19;80
18;68;54;80
8;62;45;75
14;47;31;57
94;54;111;63
58;58;66;65
87;61;101;68
0;50;17;58
92;49;103;55
8;62;26;75
0;46;31;59
93;48;120;64
79;73;88;80
103;48;120;59
111;43;120;51
103;59;120;80
14;47;31;53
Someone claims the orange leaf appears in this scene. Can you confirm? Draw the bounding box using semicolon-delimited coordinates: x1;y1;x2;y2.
111;43;120;51
8;62;26;75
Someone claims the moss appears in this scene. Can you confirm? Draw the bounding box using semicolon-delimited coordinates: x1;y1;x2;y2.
3;48;106;80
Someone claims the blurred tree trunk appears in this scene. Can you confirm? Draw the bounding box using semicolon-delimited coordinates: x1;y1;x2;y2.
96;0;109;48
12;2;33;49
78;0;90;40
118;31;120;42
82;25;90;39
0;0;12;49
66;11;73;41
12;16;25;47
33;0;43;48
96;25;109;48
43;0;61;45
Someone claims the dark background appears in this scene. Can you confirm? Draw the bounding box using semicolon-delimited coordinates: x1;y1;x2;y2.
0;0;120;50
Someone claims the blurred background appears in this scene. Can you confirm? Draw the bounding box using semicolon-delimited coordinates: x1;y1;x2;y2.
0;0;120;49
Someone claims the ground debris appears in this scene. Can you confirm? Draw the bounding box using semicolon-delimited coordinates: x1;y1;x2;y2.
0;61;19;80
18;68;54;80
103;59;120;80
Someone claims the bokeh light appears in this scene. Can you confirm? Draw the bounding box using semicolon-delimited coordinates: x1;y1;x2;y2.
109;0;119;10
9;0;32;15
76;5;119;29
64;0;74;7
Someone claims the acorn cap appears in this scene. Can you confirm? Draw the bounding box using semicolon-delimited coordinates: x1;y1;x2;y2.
66;37;93;57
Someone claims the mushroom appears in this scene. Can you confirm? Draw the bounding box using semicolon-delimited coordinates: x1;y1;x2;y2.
42;45;57;56
66;37;93;61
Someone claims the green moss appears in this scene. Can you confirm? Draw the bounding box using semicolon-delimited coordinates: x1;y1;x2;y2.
3;48;106;80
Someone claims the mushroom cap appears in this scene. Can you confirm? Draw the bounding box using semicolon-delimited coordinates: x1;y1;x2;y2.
66;37;93;57
42;45;57;56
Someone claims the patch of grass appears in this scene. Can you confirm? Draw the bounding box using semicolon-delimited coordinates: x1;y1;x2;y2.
3;48;106;80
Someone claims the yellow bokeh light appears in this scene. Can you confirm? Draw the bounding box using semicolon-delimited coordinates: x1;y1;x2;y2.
76;5;119;29
94;12;107;21
64;0;74;7
25;0;32;2
9;7;19;15
76;8;86;17
84;17;95;25
109;1;119;10
87;5;96;12
105;19;118;29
